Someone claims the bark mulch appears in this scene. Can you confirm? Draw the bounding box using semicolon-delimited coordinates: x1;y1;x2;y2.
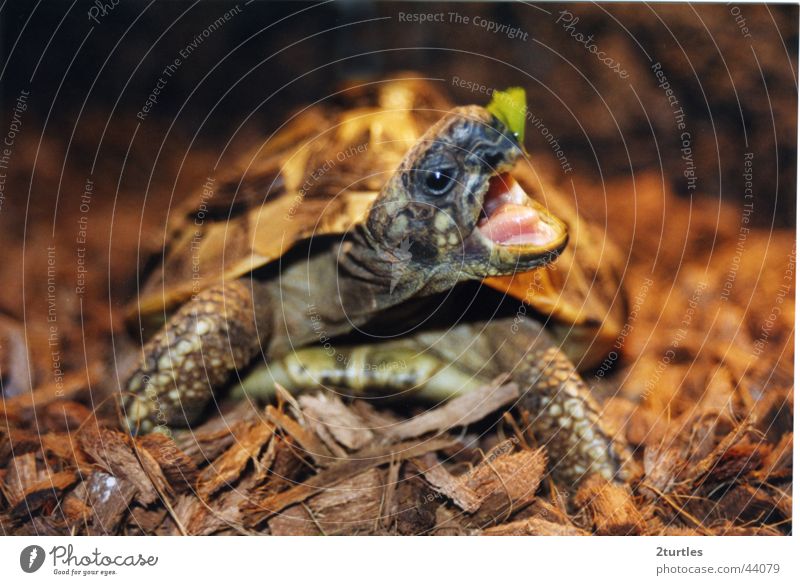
0;173;793;535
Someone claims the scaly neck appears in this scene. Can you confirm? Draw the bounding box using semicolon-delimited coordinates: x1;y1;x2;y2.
335;226;428;320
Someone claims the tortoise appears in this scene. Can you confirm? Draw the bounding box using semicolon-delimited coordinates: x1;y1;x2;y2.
122;77;628;486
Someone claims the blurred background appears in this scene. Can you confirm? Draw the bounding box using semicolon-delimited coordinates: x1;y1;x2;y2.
0;0;796;399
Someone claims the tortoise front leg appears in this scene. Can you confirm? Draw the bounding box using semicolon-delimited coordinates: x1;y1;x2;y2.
418;320;630;486
234;340;486;403
512;345;629;485
123;279;270;434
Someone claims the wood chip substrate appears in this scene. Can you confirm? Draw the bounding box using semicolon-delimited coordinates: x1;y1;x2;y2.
0;174;793;536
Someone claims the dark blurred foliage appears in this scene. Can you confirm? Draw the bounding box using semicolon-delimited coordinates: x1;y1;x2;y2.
1;2;796;230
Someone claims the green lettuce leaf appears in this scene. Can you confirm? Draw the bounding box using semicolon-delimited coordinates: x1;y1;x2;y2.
487;87;527;146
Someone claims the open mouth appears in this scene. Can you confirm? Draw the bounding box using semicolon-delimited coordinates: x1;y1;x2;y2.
477;173;562;248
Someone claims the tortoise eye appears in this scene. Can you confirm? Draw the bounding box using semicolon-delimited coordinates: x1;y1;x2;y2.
422;168;457;196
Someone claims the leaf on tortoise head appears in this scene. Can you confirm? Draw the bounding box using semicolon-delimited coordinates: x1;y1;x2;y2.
486;87;527;147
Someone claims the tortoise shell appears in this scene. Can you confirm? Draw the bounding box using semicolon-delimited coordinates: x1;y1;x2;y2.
131;77;626;368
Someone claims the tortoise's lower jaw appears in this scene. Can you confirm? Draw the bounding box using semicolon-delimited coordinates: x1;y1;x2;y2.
472;173;568;271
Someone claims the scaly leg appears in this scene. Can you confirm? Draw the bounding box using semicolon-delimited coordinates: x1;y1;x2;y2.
123;279;270;434
414;320;629;485
512;345;628;484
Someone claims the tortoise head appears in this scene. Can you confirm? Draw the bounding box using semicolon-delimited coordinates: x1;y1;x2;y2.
365;105;568;295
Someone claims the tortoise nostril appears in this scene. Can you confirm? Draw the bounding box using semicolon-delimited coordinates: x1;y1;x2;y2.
484;151;504;170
